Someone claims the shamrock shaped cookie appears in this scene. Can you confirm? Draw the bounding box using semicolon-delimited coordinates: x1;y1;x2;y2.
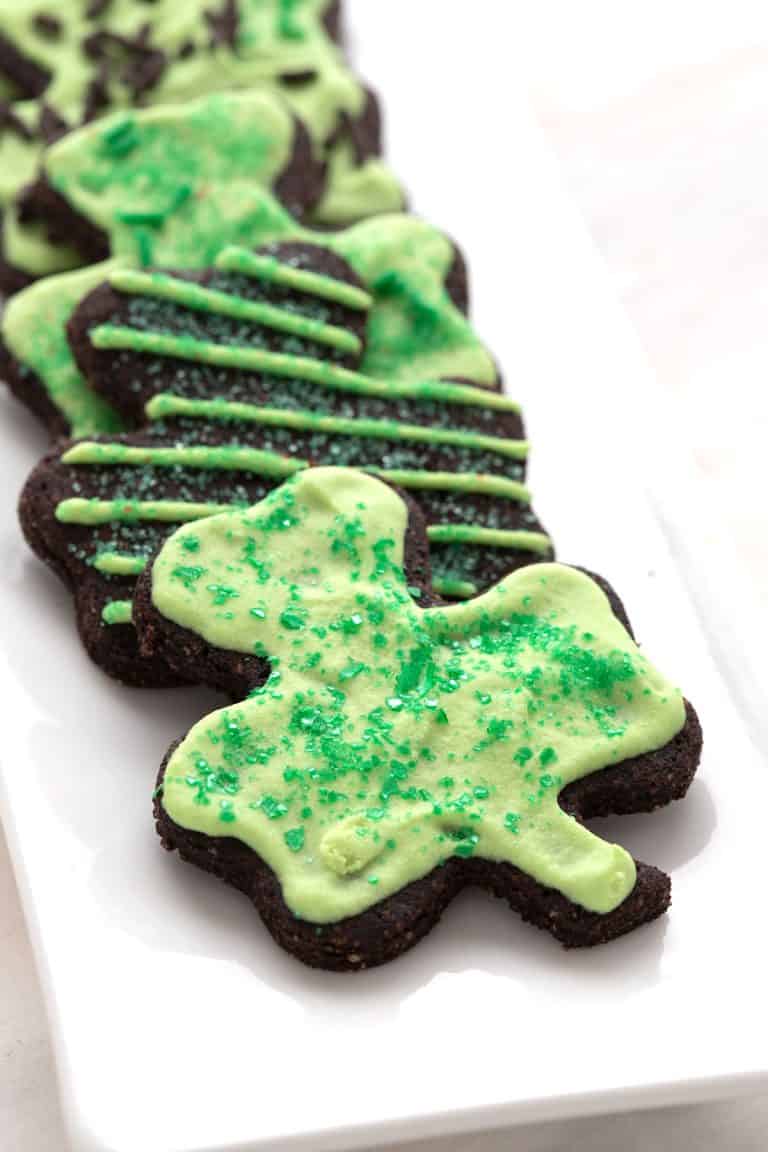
138;467;701;969
19;239;550;685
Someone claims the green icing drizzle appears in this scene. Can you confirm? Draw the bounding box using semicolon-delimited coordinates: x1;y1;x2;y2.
91;321;518;413
61;499;549;552
144;394;529;461
215;249;373;311
427;526;553;553
62;444;529;503
101;600;133;626
152;468;686;923
62;441;306;477
94;554;147;576
369;470;531;502
108;269;362;355
432;576;479;600
56;498;239;526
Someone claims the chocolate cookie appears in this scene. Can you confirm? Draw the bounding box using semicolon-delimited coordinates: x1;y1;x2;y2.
135;466;702;969
19;240;550;685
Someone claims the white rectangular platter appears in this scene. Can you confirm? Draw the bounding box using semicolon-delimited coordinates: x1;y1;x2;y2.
1;4;766;1150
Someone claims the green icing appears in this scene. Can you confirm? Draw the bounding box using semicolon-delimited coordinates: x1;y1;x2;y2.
56;498;239;526
45;93;295;266
2;260;124;435
107;269;362;355
427;525;553;553
153;2;364;150
92;320;516;412
309;146;406;227
3;201;497;434
432;576;479;600
144;394;529;461
2;208;81;276
62;441;306;477
101;599;133;625
0;105;39;206
64;443;532;508
153;467;686;923
213;249;372;310
369;470;531;502
94;554;147;576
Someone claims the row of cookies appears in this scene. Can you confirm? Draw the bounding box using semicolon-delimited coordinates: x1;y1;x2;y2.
4;2;703;967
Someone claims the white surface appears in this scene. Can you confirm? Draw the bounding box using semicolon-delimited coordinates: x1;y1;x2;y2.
3;2;768;1149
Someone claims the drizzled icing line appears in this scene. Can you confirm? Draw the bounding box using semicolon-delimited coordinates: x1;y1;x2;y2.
61;441;305;477
90;323;521;414
93;553;147;575
212;248;374;310
143;394;530;460
56;498;242;525
107;270;363;356
62;444;533;501
55;496;550;556
101;600;132;625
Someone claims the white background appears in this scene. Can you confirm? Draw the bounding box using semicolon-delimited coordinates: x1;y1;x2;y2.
3;2;768;1148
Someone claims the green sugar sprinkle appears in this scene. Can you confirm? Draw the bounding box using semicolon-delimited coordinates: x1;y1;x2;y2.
285;828;306;853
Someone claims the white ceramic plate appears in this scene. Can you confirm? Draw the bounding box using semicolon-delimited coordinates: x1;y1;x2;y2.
2;5;766;1150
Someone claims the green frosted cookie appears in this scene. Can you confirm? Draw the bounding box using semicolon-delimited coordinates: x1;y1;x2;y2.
141;466;699;965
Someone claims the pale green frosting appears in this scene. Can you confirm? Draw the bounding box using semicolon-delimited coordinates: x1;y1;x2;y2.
2;209;82;277
154;467;685;923
310;145;406;227
0;109;43;206
44;92;295;267
2;259;124;434
3;195;497;435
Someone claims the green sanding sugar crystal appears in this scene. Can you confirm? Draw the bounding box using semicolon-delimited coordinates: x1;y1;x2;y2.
284;828;305;853
279;610;306;631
